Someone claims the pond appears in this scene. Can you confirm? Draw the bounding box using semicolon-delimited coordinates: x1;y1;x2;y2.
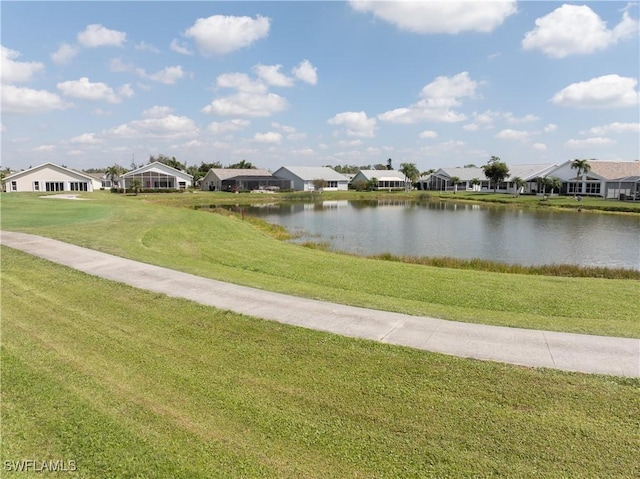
228;199;640;270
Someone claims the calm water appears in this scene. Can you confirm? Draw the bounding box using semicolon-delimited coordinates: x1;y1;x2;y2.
240;199;640;269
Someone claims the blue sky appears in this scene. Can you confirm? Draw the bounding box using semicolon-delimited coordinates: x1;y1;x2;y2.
2;1;639;173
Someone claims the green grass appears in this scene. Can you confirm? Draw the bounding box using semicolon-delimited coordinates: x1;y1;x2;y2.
2;247;639;478
1;191;638;337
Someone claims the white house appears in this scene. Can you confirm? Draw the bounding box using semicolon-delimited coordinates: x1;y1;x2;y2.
273;166;349;191
200;168;291;192
350;170;412;190
120;162;193;190
545;160;640;197
3;163;101;193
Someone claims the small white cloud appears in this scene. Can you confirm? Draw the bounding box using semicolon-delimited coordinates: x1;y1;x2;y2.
588;122;640;135
1;46;45;83
551;74;639;109
170;39;193;55
463;123;479;132
57;77;126;103
51;43;79;65
202;91;288;117
292;59;318;85
135;41;160;53
495;129;530;141
328;111;377;138
1;84;70;113
109;57;134;73
253;131;282;144
70;133;101;144
215;72;266;94
253;64;294;87
522;5;639;58
77;24;126;48
349;0;517;34
505;113;539;124
544;123;557;133
532;142;547;151
136;66;185;85
208;119;250;134
34;145;55;152
107;114;198;139
143;106;174;118
419;130;438;139
565;137;615;148
184;15;270;56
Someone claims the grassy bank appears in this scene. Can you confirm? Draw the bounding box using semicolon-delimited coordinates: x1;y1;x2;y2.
2;247;638;478
1;192;638;337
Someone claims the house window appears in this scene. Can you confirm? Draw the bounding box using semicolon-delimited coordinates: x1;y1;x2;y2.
585;183;601;195
33;181;40;191
567;183;580;194
45;182;65;192
179;181;186;189
11;181;17;191
327;181;338;188
70;182;88;191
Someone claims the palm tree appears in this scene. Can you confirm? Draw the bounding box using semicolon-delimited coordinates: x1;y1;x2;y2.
399;162;420;190
130;179;142;195
513;177;526;197
470;177;481;191
105;164;124;188
547;176;562;195
570;159;592;195
450;176;461;194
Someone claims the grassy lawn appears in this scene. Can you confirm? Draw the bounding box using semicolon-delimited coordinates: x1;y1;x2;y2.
2;247;638;478
1;191;639;337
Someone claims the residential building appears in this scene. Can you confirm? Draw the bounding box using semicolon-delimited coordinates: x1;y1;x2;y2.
3;162;101;193
273;166;349;191
120;162;193;190
200;168;291;192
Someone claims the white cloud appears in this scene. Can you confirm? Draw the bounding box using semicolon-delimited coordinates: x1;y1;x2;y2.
50;43;79;65
463;123;479;132
505;113;539;124
565;137;616;148
135;41;159;53
588;122;640;135
118;84;134;99
495;129;530;141
522;5;639;58
184;15;270;56
107;114;198;139
328;111;377;137
419;130;438;139
544;123;557;132
109;57;133;72
532;142;547;151
136;66;185;84
1;46;45;83
143;106;174;118
170;39;193;55
253;132;282;144
208;119;250;134
292;59;318;85
1;84;70;113
349;0;516;34
271;122;296;134
215;72;266;93
202;92;288;117
70;133;101;144
378;72;478;124
253;64;294;87
56;77;128;103
34;145;55;152
77;24;126;48
551;74;639;108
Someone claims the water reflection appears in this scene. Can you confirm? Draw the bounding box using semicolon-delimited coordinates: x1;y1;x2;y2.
216;200;640;269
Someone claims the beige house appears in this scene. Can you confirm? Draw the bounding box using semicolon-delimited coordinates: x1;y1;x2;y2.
3;163;101;193
546;160;640;197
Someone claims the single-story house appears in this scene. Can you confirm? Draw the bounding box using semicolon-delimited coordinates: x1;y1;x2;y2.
350;170;412;190
273;166;349;191
120;162;193;190
544;160;640;197
418;164;557;193
200;168;291;192
3;162;102;193
605;176;640;200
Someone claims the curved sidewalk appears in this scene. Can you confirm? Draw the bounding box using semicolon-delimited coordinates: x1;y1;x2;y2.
1;231;638;377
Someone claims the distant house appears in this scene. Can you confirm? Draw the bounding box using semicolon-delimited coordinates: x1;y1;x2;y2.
3;162;101;193
420;164;557;193
545;160;640;198
200;168;291;192
120;162;193;190
350;170;411;190
273;166;349;191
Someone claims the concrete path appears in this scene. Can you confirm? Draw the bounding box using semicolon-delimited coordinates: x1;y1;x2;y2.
1;231;638;377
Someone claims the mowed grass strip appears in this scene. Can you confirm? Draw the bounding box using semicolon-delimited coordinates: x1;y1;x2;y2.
2;247;639;478
1;192;639;337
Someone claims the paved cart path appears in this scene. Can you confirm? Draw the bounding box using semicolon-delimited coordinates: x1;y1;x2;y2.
1;231;638;377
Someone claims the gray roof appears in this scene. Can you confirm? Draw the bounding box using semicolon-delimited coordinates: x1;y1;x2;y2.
436;164;556;182
207;168;272;180
275;166;348;181
355;170;408;181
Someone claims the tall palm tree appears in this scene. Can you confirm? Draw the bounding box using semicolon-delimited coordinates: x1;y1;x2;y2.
513;177;526;197
399;162;419;190
570;159;592;195
450;176;461;194
105;164;123;188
